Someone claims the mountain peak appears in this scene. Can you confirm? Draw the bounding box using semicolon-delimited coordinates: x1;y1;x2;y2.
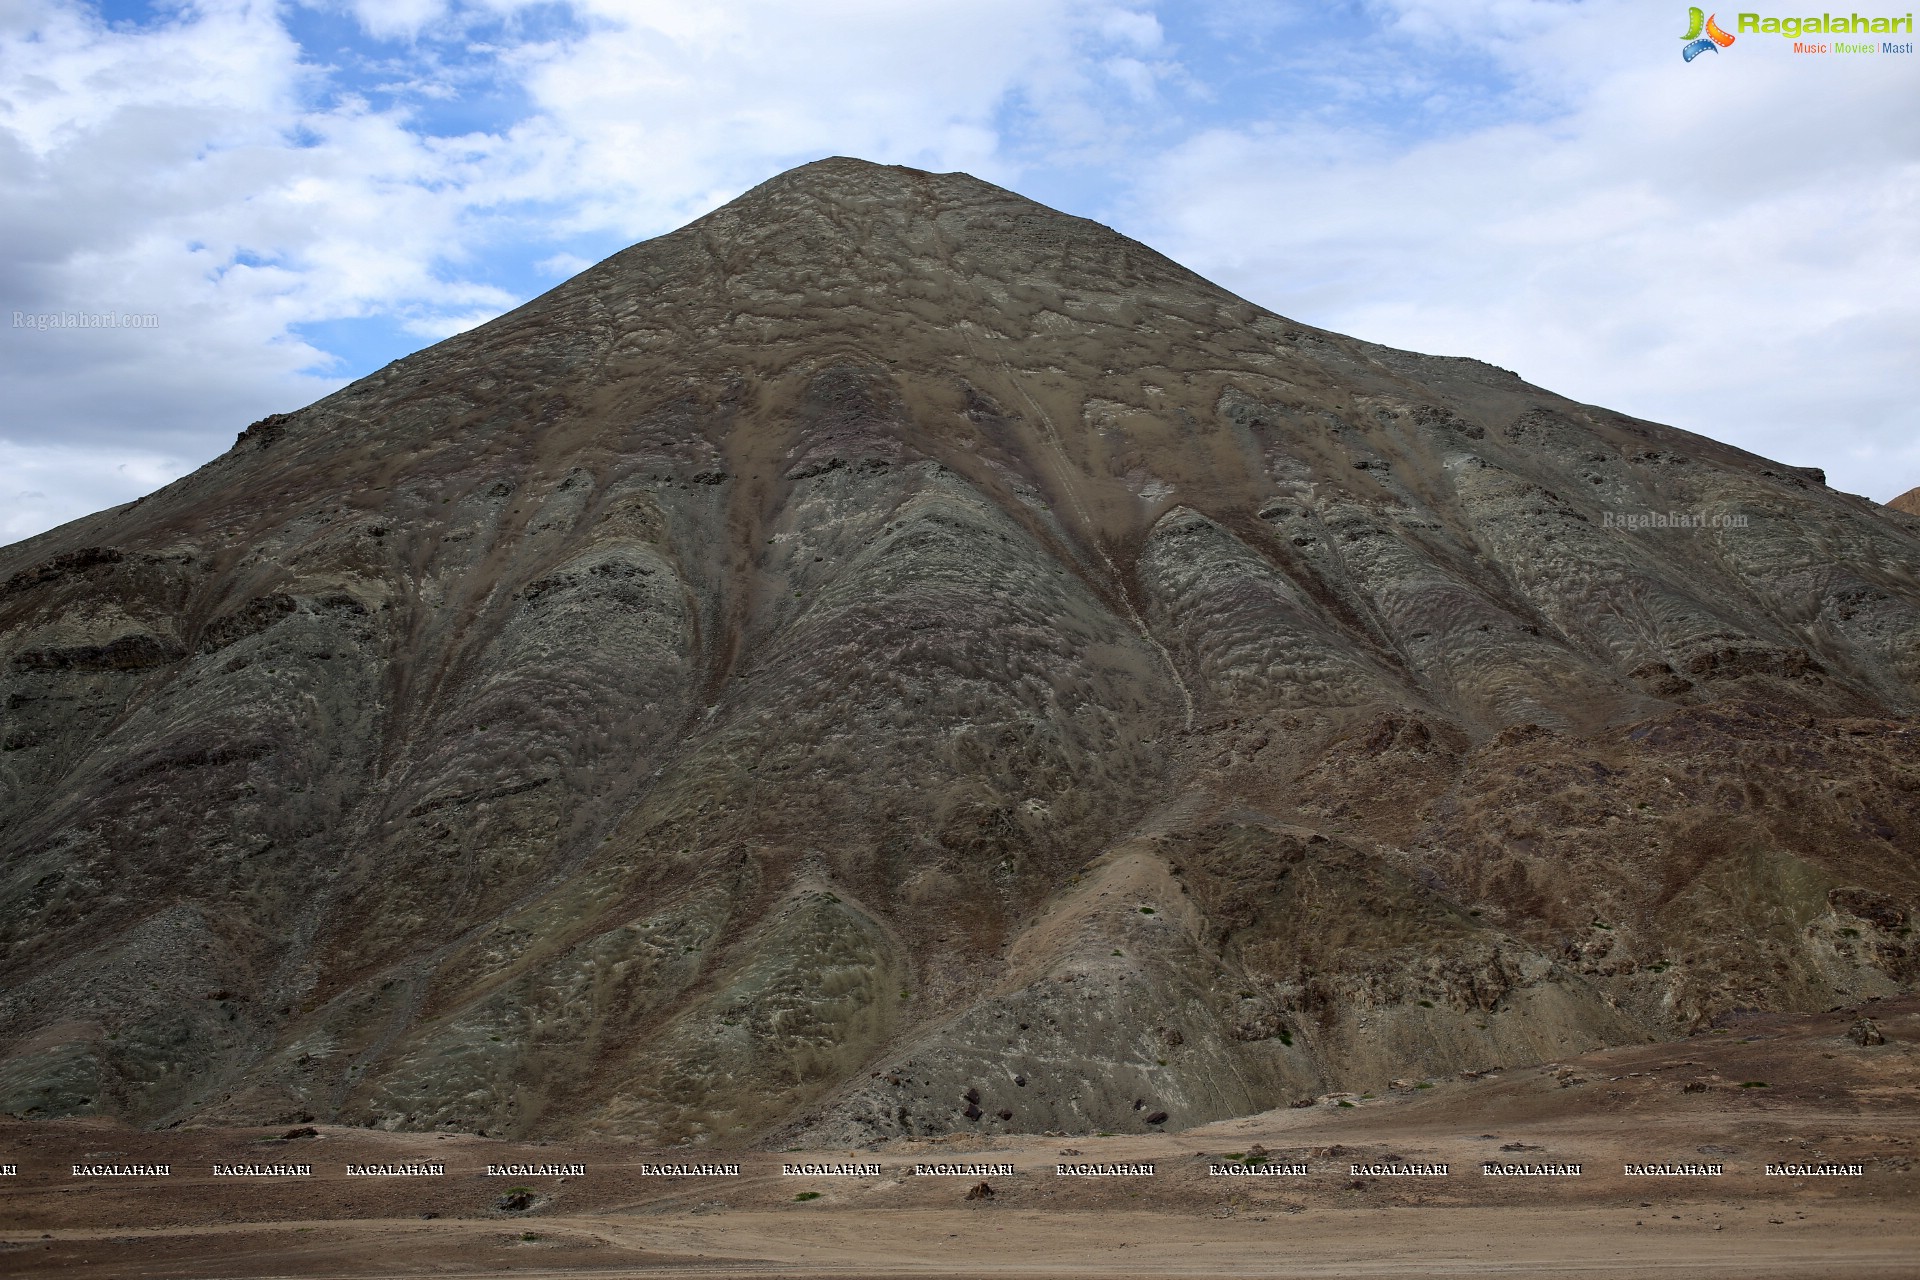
743;153;950;191
725;154;1026;211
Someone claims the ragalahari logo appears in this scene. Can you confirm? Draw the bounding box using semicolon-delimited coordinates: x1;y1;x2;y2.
1682;8;1738;58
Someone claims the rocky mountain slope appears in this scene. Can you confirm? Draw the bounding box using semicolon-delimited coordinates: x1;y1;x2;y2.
1;158;1915;1146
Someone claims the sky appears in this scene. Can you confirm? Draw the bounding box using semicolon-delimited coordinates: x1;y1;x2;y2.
2;0;1916;542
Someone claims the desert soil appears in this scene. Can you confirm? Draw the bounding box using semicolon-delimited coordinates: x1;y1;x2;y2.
2;1001;1914;1278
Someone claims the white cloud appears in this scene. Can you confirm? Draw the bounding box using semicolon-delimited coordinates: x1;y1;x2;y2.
1;0;1177;540
0;438;197;544
1099;8;1163;49
1120;1;1920;501
0;4;543;529
345;0;451;42
534;251;593;278
398;297;516;338
500;0;1171;236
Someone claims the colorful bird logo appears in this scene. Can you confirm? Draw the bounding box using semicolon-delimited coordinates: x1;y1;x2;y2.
1681;8;1736;60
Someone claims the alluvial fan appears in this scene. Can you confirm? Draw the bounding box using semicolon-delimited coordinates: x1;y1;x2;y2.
1;158;1915;1145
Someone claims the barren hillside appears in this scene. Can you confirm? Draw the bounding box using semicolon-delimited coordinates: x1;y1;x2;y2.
1;158;1914;1145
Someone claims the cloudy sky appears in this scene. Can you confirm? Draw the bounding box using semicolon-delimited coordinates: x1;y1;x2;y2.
3;0;1916;541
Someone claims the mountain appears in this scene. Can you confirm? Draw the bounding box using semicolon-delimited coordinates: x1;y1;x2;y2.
1890;487;1920;517
1;158;1915;1146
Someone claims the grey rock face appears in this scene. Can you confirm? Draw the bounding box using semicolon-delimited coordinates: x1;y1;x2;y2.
1;158;1916;1142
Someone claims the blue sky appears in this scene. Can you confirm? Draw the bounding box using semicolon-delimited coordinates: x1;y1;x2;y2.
3;0;1917;539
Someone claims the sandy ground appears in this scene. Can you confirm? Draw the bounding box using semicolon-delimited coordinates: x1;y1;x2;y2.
2;1001;1914;1279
